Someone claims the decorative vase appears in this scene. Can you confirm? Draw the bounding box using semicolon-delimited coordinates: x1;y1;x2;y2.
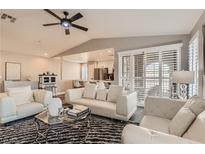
48;98;63;117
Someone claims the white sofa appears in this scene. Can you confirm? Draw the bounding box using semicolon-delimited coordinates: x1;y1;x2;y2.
65;85;137;121
122;96;205;144
0;87;52;124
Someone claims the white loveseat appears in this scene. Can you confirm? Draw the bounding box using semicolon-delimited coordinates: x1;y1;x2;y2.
0;86;53;124
65;85;137;121
122;96;205;144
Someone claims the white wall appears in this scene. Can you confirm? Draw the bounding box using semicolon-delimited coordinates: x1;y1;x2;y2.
62;60;81;80
0;51;81;92
0;51;61;81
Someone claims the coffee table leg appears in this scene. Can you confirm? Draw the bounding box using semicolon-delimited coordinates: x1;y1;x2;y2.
57;131;60;143
83;111;91;143
34;119;40;143
45;127;51;143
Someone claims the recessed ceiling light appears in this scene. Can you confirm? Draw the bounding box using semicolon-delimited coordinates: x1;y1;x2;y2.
44;53;48;57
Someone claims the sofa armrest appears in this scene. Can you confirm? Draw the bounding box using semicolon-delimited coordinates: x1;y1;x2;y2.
144;96;186;120
116;92;137;116
0;97;16;118
122;124;198;144
33;90;53;107
65;88;84;103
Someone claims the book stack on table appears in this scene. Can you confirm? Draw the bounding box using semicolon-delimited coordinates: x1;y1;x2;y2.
67;105;89;117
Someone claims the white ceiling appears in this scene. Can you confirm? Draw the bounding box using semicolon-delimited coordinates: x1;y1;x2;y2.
63;48;114;63
0;9;203;57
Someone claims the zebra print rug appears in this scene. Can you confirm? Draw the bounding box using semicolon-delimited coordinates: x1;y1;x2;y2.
0;115;130;144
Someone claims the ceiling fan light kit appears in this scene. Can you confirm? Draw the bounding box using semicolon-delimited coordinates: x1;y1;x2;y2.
43;9;88;35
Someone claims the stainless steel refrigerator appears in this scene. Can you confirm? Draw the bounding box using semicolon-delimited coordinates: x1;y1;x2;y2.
94;68;108;80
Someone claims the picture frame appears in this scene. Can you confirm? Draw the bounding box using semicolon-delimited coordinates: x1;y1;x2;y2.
5;62;21;81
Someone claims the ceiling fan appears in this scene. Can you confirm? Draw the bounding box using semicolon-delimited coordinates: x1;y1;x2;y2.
43;9;88;35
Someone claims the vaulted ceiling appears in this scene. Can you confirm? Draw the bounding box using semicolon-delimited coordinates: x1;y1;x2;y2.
0;9;203;57
63;48;114;63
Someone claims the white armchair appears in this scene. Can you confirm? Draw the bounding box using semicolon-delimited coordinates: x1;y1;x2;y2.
0;88;52;124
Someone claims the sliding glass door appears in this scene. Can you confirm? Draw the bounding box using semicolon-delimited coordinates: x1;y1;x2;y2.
119;44;182;106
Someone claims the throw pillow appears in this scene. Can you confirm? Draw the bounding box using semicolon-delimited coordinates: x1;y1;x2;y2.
97;81;106;89
73;80;81;88
33;89;47;105
169;107;196;136
96;89;108;101
0;93;8;98
107;85;124;103
8;86;33;105
184;96;205;115
83;84;97;99
183;111;205;143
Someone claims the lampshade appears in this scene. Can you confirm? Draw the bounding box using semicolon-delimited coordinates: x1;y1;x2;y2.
172;71;195;84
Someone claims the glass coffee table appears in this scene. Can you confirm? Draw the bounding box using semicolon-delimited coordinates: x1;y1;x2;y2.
34;104;91;143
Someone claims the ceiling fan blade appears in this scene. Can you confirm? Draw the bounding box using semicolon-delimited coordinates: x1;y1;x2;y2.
43;23;60;26
44;9;61;20
69;13;83;22
65;29;70;35
71;23;88;31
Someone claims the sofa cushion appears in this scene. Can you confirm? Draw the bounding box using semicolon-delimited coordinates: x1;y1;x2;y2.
140;115;171;134
184;96;205;115
0;93;8;98
169;107;196;136
70;98;95;108
183;111;205;143
7;86;34;105
107;85;124;103
96;89;108;101
97;81;106;89
73;80;81;88
83;84;97;99
90;100;116;118
17;102;44;119
70;98;117;119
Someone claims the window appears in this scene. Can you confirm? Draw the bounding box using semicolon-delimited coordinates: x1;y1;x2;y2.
81;63;88;80
161;50;179;97
119;43;182;106
121;56;131;90
188;33;199;97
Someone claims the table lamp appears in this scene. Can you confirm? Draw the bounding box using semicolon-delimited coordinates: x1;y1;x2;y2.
172;71;194;99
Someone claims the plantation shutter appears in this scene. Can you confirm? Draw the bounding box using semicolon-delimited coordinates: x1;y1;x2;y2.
144;51;160;97
119;43;182;106
188;36;199;97
121;56;131;90
161;50;179;97
134;54;144;103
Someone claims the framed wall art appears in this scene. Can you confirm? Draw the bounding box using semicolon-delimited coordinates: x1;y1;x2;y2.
5;62;21;81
